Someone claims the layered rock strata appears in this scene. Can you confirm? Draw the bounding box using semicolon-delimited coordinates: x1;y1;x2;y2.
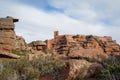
0;16;27;58
0;16;18;52
46;31;120;59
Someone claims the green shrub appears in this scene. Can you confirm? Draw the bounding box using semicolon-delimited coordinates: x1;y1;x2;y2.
0;55;65;80
91;54;120;80
0;66;14;80
0;57;39;80
31;56;65;76
12;50;28;56
85;57;97;62
107;65;120;73
2;53;112;80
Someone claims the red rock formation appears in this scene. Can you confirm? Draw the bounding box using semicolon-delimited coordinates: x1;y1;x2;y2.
28;40;46;51
28;40;47;60
0;16;27;52
0;16;18;52
15;36;27;51
0;16;27;58
46;31;120;59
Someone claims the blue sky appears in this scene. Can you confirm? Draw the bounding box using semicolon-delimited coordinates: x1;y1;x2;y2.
0;0;120;44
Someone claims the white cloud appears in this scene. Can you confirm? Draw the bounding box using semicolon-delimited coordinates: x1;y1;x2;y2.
0;0;120;44
48;0;99;22
48;0;120;24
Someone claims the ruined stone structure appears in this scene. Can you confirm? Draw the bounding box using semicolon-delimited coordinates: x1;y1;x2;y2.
0;16;26;53
46;31;120;58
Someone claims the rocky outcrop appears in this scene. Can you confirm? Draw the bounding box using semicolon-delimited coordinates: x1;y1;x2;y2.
0;16;27;52
0;16;27;58
28;40;47;60
68;35;120;60
68;48;108;61
15;36;27;51
67;60;92;80
46;32;120;60
0;16;18;52
28;40;46;51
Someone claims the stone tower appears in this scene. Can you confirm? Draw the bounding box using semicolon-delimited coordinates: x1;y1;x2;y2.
54;31;59;39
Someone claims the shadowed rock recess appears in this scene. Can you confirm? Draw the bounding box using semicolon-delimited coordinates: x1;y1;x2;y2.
0;16;120;80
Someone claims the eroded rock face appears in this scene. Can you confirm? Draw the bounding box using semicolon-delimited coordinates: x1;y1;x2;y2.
28;40;46;54
67;60;92;80
0;16;27;53
15;36;27;51
68;48;108;61
28;40;46;51
0;16;17;52
28;40;47;60
46;32;120;60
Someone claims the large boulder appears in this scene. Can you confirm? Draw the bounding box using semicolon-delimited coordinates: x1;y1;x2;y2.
68;48;108;61
15;36;27;51
66;60;92;80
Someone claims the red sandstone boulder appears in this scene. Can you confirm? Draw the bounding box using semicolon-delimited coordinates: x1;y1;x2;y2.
15;36;27;51
68;48;108;61
66;60;92;80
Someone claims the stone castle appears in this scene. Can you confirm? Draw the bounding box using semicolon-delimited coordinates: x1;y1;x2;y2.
0;16;120;59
